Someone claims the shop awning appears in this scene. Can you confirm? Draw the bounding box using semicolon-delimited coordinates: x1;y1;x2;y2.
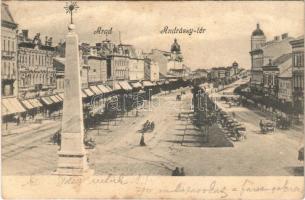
83;88;94;97
105;85;113;92
118;81;133;91
131;82;142;88
97;84;110;94
142;81;154;87
58;93;64;100
21;100;34;110
49;96;60;103
41;97;54;105
169;79;178;82
81;91;87;98
90;85;103;95
55;94;63;101
157;81;165;85
2;98;26;115
29;99;43;108
112;82;122;91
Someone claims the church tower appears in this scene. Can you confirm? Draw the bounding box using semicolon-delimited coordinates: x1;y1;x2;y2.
251;23;266;50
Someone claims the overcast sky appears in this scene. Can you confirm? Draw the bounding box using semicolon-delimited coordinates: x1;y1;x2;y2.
7;1;304;69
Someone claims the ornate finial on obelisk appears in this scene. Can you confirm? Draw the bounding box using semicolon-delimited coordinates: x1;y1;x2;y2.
64;1;79;30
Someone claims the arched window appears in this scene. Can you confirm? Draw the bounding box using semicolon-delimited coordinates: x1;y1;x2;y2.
3;62;6;75
8;62;10;75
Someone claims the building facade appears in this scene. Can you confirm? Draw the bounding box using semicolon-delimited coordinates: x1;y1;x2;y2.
17;31;56;99
84;55;107;84
278;66;293;104
262;53;292;97
144;58;159;81
290;36;304;114
1;3;18;97
249;23;293;93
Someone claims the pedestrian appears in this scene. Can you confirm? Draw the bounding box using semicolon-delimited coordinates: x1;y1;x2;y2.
179;167;185;176
172;167;180;176
140;133;146;146
16;115;20;126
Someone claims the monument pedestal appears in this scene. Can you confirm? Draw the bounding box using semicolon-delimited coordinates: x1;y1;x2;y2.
54;24;93;176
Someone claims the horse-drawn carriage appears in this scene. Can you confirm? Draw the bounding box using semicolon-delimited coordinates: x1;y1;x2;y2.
276;116;291;130
233;124;246;141
298;147;304;161
139;120;155;133
260;120;275;134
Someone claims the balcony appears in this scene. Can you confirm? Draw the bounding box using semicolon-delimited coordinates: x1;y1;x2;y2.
1;74;16;80
1;51;16;59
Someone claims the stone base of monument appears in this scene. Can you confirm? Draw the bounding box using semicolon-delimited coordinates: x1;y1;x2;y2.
53;151;94;176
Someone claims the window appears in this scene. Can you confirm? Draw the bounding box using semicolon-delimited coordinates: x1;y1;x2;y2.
3;62;6;75
8;39;10;52
12;41;14;52
3;39;6;51
8;62;10;75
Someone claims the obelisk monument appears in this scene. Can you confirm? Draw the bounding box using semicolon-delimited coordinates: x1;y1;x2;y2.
55;2;91;175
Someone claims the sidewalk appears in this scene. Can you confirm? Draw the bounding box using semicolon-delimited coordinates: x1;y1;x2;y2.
2;118;59;136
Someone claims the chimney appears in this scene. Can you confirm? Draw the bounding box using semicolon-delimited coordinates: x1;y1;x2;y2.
281;33;288;40
48;37;53;46
274;36;280;41
45;36;48;45
22;30;28;40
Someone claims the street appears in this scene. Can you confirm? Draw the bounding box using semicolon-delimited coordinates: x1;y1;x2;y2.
2;84;303;176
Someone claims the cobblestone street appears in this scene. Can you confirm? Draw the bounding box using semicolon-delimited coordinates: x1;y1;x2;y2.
3;86;303;176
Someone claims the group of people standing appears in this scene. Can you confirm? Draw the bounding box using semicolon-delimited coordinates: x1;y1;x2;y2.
172;167;185;176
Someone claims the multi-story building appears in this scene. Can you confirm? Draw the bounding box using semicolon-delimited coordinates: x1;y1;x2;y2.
17;30;56;99
53;56;90;92
1;3;18;97
290;36;304;114
145;39;184;78
249;23;294;92
83;55;107;84
144;58;159;81
278;65;293;104
262;53;292;97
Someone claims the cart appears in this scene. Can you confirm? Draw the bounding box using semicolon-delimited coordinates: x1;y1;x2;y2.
260;120;275;134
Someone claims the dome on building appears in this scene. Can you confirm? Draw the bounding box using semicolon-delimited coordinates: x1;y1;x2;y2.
171;38;181;53
232;61;238;67
252;23;264;36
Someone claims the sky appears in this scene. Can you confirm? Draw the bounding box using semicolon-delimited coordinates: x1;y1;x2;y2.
6;1;304;69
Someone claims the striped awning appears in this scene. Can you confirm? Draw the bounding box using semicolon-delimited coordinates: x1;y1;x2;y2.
21;100;34;110
55;94;63;101
50;95;61;103
169;79;178;82
2;98;26;115
58;93;64;100
41;97;54;105
97;84;110;93
130;82;142;89
157;80;165;85
118;81;133;91
83;88;94;97
112;82;122;91
142;81;154;87
90;85;103;95
105;85;113;92
29;99;43;108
